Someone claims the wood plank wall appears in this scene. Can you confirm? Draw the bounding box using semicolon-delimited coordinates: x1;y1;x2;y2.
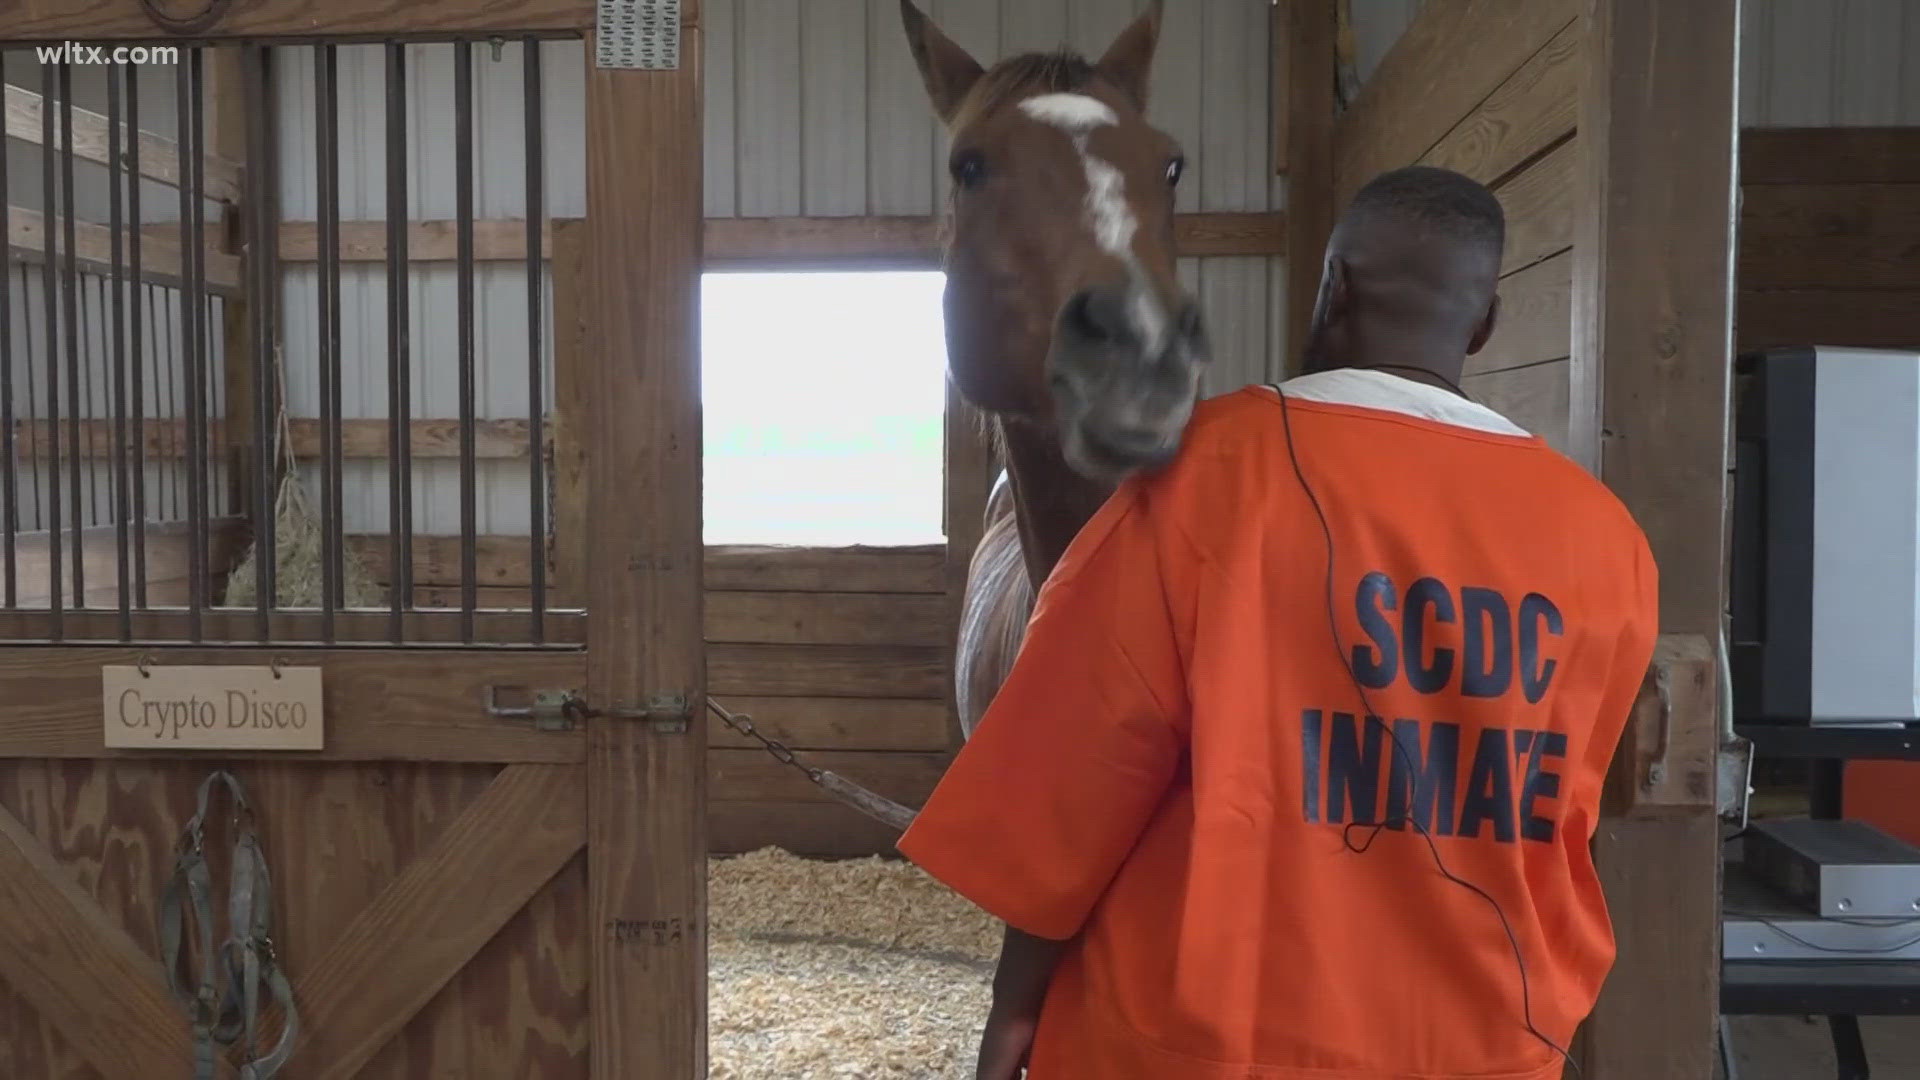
1737;127;1920;354
1332;0;1581;453
353;539;953;858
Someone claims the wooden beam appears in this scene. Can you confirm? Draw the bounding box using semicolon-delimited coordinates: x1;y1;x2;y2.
3;83;245;204
704;589;951;648
1333;0;1578;202
9;416;537;462
0;646;587;762
8;205;242;294
1419;21;1580;189
0;607;586;646
582;23;706;1079
347;535;950;594
1739;237;1920;292
0;804;190;1077
286;763;585;1080
1740;182;1920;239
0;1;594;39
709;748;946;804
709;643;948;699
1285;0;1339;370
1741;127;1920;185
277;212;1290;265
706;695;952;752
1736;289;1920;352
549;218;590;608
1573;0;1737;1073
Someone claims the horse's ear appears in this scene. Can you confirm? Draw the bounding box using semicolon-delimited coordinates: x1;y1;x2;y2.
900;0;985;124
1095;0;1162;108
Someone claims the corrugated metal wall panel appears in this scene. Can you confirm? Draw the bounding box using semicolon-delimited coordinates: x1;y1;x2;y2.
803;0;870;216
1742;0;1920;126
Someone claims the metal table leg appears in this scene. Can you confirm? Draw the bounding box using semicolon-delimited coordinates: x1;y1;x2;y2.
1829;1014;1869;1080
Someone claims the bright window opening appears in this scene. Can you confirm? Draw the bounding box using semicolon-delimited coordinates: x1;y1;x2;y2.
701;271;949;547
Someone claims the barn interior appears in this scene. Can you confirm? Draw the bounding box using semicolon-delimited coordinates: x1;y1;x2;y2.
0;1;1913;1078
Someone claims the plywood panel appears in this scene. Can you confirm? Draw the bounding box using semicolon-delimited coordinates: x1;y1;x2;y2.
1469;251;1572;377
708;799;905;856
803;0;870;217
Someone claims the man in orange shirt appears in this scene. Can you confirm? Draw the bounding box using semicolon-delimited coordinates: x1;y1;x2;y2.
898;166;1660;1080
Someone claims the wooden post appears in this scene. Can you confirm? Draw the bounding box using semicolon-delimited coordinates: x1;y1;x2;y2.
1572;0;1738;1074
548;219;589;607
582;13;706;1079
1284;0;1337;370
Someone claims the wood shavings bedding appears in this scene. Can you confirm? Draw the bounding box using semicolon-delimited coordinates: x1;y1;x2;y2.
709;847;1002;1079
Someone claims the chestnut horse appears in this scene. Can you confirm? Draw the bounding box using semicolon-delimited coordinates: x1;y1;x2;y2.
900;1;1211;735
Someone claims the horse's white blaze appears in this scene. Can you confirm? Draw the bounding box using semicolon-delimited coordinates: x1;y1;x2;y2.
1017;92;1118;132
1019;92;1168;356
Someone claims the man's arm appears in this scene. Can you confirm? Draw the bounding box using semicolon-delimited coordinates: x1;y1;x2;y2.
975;926;1073;1080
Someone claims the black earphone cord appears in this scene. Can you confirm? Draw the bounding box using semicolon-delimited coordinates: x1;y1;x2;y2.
1271;380;1582;1078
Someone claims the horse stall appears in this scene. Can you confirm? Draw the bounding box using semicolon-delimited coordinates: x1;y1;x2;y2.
0;0;1745;1077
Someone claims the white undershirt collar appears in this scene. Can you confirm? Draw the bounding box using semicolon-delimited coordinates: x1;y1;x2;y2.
1259;368;1531;438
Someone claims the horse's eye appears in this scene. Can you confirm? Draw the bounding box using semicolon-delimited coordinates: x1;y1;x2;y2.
1166;156;1186;187
951;150;988;190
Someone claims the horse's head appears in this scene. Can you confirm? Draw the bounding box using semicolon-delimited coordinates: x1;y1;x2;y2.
902;0;1209;482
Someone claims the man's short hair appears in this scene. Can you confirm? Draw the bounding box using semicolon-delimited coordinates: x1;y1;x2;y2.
1344;165;1505;259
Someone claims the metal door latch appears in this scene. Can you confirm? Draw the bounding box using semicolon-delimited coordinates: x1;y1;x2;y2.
485;688;695;733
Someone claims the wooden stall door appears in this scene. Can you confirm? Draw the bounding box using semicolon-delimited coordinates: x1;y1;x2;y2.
0;9;706;1080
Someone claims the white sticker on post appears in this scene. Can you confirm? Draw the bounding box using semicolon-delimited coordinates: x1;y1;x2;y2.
103;664;325;751
597;0;680;70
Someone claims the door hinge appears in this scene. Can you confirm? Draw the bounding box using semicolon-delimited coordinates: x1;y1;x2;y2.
485;687;695;733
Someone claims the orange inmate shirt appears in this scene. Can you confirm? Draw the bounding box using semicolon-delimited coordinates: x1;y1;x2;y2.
898;371;1660;1080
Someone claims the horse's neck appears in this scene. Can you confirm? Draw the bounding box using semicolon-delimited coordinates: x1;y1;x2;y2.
996;416;1115;589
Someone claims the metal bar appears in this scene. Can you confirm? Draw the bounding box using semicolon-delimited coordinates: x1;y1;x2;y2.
316;43;342;637
79;279;97;531
42;60;63;635
455;40;477;641
19;265;41;547
385;41;412;640
60;62;85;604
178;53;205;641
0;51;15;608
245;45;273;637
524;37;546;640
129;71;148;607
109;67;132;636
159;286;178;523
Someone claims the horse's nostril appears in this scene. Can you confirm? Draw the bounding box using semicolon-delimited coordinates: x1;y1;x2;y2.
1064;288;1134;346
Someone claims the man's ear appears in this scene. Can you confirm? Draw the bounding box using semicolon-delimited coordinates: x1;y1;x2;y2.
900;0;985;123
1466;294;1501;356
1095;0;1162;108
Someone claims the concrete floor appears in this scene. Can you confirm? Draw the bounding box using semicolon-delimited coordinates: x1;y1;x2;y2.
1721;1016;1920;1079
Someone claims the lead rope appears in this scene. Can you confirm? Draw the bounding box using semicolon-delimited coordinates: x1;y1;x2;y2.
705;698;920;832
159;770;299;1080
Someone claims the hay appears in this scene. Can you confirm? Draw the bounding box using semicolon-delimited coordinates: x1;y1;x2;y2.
225;346;381;609
709;848;1001;1079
